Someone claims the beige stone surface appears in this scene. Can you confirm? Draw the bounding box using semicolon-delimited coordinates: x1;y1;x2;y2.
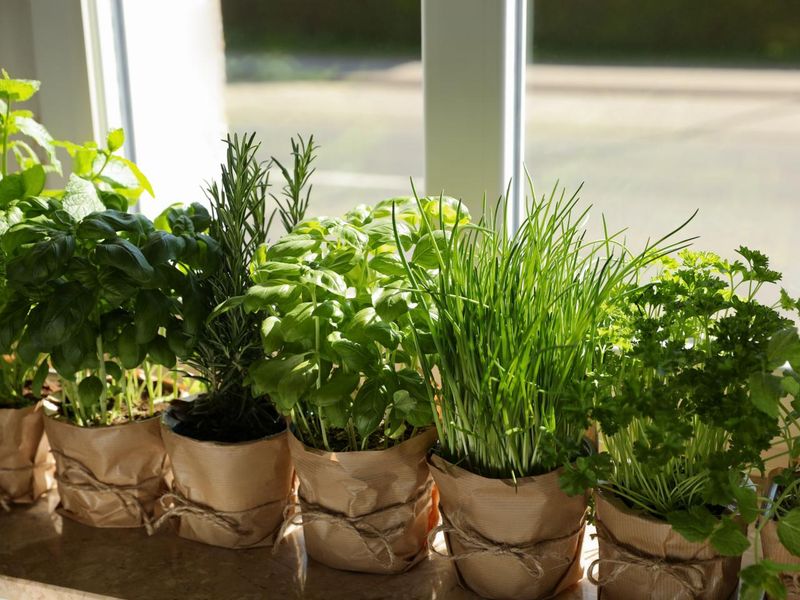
0;490;598;599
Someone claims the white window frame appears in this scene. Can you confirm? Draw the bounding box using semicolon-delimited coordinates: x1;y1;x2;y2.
15;0;527;224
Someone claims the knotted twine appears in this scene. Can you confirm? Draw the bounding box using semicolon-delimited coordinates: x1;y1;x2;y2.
587;520;724;599
273;478;435;571
781;572;800;598
429;509;584;580
51;449;162;527
150;490;289;543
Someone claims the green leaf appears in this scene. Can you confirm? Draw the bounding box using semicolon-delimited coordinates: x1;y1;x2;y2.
731;483;759;524
112;156;154;197
118;325;144;370
280;302;315;343
750;372;783;417
62;174;104;221
30;359;50;399
0;174;24;204
308;370;359;407
248;355;311;412
411;230;449;269
0;75;40;102
373;287;413;321
78;376;104;407
769;328;800;370
21;164;46;197
740;562;787;600
329;332;379;372
134;290;170;344
243;284;300;312
15;116;60;172
106;128;124;152
94;238;155;283
353;379;386;439
148;335;176;368
347;307;402;350
369;252;407;277
709;517;750;556
267;234;320;260
666;505;717;543
5;234;75;285
778;508;800;557
260;316;283;354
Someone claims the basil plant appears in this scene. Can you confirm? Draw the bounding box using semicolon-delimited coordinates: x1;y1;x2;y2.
245;196;469;451
0;118;219;425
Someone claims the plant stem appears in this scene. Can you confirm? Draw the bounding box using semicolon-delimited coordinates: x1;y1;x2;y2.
96;334;108;424
1;98;10;176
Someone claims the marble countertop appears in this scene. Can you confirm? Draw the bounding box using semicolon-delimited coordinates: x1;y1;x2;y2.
0;491;597;600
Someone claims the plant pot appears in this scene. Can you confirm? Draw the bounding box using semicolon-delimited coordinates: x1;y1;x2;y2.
428;454;587;600
0;403;53;508
44;414;167;527
284;428;438;574
158;419;293;549
762;519;800;600
590;492;742;600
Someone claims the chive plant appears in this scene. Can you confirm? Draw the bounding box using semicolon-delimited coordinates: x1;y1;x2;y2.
399;183;691;480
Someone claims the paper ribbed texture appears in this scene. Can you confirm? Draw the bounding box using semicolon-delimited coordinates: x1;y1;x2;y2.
594;492;742;600
160;423;293;548
45;415;166;527
429;454;587;600
0;403;52;504
288;428;438;574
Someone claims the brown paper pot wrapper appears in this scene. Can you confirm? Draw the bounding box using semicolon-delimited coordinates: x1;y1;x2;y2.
429;454;587;600
0;403;53;507
159;422;293;549
591;492;742;600
44;415;167;528
286;428;438;574
762;520;800;600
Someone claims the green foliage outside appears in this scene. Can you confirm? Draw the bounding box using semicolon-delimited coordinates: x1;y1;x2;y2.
221;0;800;66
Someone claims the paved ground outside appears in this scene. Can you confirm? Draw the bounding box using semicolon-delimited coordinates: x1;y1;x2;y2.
226;60;800;292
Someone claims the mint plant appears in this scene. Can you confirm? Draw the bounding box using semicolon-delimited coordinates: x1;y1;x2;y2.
244;195;469;451
583;248;797;559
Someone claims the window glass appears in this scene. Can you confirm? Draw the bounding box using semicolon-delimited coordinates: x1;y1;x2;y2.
527;1;800;291
221;1;423;218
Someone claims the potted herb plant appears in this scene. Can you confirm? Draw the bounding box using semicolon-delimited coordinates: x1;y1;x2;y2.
586;248;793;600
245;194;465;573
401;187;687;600
2;101;217;527
155;133;312;549
0;71;65;509
739;313;800;600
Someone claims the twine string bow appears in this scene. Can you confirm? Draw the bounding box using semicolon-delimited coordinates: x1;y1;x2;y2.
273;478;435;571
587;521;723;599
150;490;288;541
781;572;800;596
51;449;161;527
429;509;584;580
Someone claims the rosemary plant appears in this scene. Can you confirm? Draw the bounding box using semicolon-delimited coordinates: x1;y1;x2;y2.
400;183;691;481
180;133;316;442
270;134;316;232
